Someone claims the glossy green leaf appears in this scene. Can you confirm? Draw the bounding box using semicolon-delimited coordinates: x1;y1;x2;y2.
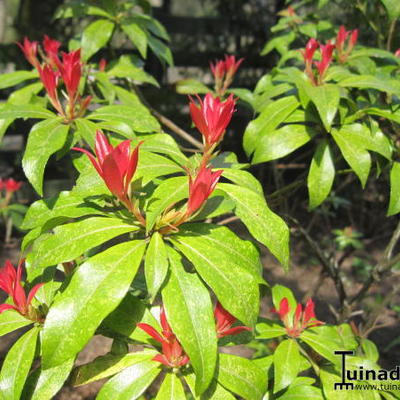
41;240;146;368
0;70;37;90
136;151;183;184
145;232;169;301
0;118;13;143
0;327;39;400
71;350;157;386
102;294;159;343
96;359;160;400
217;353;267;400
252;124;315;164
243;96;299;156
74;118;99;148
30;358;75;400
305;84;340;132
162;248;217;394
274;339;301;393
148;36;174;66
140;133;188;165
22;191;105;230
81;19;115;60
88;105;160;133
277;384;324;399
388;162;400;216
184;373;236;400
272;285;297;315
380;0;400;20
222;169;264;195
22;118;69;195
0;104;55;120
218;183;289;268
0;310;32;337
155;373;186;400
121;18;148;58
331;126;371;187
256;320;286;339
146;176;188;232
171;227;260;327
308;140;335;209
175;79;210;94
339;75;400;94
300;329;342;363
30;216;138;279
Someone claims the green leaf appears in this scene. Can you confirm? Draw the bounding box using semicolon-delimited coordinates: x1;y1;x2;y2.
146;176;188;232
300;329;342;363
155;373;186;400
339;75;400;94
0;310;32;337
256;320;286;339
305;84;340;132
71;350;157;386
380;0;400;20
0;327;39;400
136;151;182;184
331;126;371;187
21;191;105;230
0;104;56;120
30;358;75;400
243;96;299;156
222;169;264;195
0;70;38;90
22;118;69;195
171;226;260;327
141;133;188;165
41;240;146;368
175;79;210;95
148;36;174;66
81;19;115;60
308;140;335;209
31;217;139;280
271;285;298;314
96;359;160;400
388;162;400;216
185;373;236;400
88;105;160;133
121;18;148;58
108;56;158;86
75;118;99;148
217;353;267;400
218;183;289;269
277;384;324;399
252;124;316;164
274;339;301;393
145;232;169;301
162;248;217;394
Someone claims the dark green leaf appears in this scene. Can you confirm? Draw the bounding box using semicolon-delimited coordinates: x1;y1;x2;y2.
41;240;146;368
388;162;400;216
252;124;316;164
96;359;160;400
162;248;217;394
148;36;174;66
81;19;115;60
218;183;289;268
0;327;39;400
308;140;335;209
22;118;69;195
217;353;267;400
145;232;169;301
274;339;301;393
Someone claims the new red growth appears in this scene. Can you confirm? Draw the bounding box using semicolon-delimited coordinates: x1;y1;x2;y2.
214;301;252;338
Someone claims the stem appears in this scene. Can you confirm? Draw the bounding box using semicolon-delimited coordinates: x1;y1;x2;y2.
386;19;397;51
